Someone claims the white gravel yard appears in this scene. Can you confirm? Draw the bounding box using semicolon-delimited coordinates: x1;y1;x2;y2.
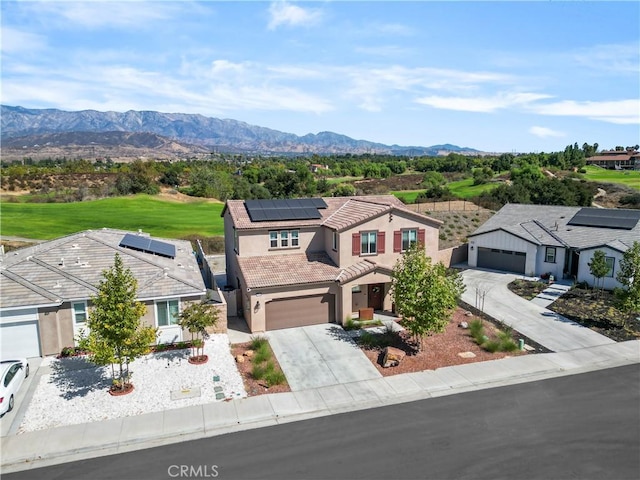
19;334;246;433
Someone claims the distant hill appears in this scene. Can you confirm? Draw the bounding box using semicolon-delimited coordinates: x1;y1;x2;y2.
1;105;480;156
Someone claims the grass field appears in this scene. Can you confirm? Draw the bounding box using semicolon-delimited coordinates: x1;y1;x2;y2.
391;190;422;203
582;166;640;190
325;176;364;185
0;195;224;240
447;178;501;198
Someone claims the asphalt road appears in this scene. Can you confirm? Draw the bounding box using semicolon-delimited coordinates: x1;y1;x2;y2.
6;365;639;480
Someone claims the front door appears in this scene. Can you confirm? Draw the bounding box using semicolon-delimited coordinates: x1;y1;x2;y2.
368;284;384;310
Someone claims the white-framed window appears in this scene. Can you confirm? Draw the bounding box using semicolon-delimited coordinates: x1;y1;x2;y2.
605;257;615;277
361;231;377;255
332;231;338;251
402;229;418;252
268;230;299;249
233;228;239;253
545;247;556;263
72;302;87;324
156;299;179;327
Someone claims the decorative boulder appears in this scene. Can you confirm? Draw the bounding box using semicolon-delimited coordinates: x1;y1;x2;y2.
235;355;245;363
459;321;469;329
465;311;473;317
381;346;406;368
244;350;255;358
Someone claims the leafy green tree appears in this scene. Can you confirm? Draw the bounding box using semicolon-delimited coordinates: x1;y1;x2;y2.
615;241;640;316
588;250;610;296
422;171;445;189
178;302;220;361
391;244;464;351
80;253;157;391
332;183;356;197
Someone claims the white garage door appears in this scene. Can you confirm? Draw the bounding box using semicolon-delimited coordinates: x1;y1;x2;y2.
1;309;41;358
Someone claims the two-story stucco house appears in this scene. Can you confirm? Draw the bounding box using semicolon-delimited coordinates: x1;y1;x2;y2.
222;195;442;332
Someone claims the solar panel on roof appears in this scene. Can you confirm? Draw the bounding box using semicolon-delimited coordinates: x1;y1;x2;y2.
244;197;326;222
119;233;176;258
567;208;640;230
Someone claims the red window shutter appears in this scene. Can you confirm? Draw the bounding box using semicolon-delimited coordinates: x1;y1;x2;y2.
418;228;426;246
393;231;402;253
352;233;361;256
377;231;385;254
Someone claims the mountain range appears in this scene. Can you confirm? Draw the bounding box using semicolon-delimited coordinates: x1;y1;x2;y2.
1;105;479;157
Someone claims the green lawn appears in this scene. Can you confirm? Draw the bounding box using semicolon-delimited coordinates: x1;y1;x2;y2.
391;190;423;203
325;176;364;185
582;166;640;190
447;178;501;198
0;195;224;240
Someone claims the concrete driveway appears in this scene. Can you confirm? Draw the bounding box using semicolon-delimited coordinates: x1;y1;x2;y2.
267;324;382;391
0;357;42;437
461;268;615;352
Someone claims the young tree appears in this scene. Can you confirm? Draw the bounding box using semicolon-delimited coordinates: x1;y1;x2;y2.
588;250;610;297
391;244;465;351
615;241;640;317
80;253;157;392
178;302;220;362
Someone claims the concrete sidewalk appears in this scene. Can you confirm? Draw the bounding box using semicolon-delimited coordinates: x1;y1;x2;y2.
461;269;615;352
2;340;638;474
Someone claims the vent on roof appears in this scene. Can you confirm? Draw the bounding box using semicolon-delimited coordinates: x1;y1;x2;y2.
119;233;176;258
244;198;327;222
567;207;640;230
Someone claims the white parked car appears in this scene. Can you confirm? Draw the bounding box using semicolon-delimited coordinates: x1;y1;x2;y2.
0;359;29;416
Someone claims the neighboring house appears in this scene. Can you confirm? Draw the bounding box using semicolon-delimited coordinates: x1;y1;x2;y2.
585;150;639;170
222;195;442;332
467;204;640;289
0;229;219;359
310;164;329;173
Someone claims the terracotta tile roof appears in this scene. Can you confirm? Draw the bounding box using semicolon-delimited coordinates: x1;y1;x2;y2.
225;195;440;231
335;259;377;284
237;252;340;289
586;155;634;161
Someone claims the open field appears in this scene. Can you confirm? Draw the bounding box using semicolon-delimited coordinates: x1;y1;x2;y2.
582;166;640;190
391;189;422;203
0;195;224;240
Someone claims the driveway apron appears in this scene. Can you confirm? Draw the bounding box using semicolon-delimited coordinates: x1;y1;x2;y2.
267;324;382;391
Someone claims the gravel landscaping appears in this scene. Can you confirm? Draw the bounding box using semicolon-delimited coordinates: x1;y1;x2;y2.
19;334;246;433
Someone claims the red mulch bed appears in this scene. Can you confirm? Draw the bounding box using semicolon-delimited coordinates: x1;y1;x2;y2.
231;342;291;397
361;308;529;376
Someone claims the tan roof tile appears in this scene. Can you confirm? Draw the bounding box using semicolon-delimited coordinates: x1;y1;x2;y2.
237;253;340;289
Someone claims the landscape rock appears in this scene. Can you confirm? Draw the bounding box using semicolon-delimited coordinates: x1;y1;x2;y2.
244;349;255;358
459;321;469;329
235;355;245;363
465;311;473;317
381;346;406;368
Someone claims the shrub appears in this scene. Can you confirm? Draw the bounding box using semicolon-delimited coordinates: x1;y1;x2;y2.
497;331;518;352
251;362;266;380
469;319;484;341
344;316;358;331
482;340;501;353
359;331;378;348
263;362;286;386
250;335;268;351
253;343;271;364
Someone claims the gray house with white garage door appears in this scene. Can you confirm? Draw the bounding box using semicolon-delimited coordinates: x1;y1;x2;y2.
467;204;640;289
0;229;216;358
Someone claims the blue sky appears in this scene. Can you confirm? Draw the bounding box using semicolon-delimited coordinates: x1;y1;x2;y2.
1;1;638;153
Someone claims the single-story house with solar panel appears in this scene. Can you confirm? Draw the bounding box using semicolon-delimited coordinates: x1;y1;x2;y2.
467;204;640;289
0;229;224;358
222;195;443;332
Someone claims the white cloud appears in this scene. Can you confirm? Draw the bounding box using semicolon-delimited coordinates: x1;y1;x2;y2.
268;1;322;30
529;126;565;139
373;23;415;36
27;1;183;29
572;43;640;74
529;99;640;124
0;27;47;54
415;92;552;113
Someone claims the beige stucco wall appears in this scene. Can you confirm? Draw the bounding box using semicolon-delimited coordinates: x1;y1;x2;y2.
339;210;440;270
236;226;323;257
434;244;469;267
38;305;74;356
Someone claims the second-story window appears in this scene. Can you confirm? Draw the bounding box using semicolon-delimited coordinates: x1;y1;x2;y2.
269;230;299;249
332;231;338;250
361;231;377;255
402;229;418;252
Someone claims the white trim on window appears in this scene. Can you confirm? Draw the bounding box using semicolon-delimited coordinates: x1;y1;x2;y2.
402;229;418;252
360;231;377;255
268;229;300;249
545;246;556;263
605;256;615;278
156;299;180;328
72;301;87;324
